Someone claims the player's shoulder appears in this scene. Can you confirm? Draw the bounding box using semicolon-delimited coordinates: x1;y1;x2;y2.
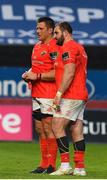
33;41;41;47
74;39;84;48
64;40;79;52
36;41;41;46
69;39;80;46
71;40;85;51
32;41;42;52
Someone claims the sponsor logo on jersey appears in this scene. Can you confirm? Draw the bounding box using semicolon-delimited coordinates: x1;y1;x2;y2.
49;52;58;60
62;52;69;61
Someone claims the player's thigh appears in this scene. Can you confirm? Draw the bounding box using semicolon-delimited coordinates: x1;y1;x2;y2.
42;115;53;130
32;99;43;132
34;119;43;130
35;98;54;130
52;117;69;133
70;104;85;138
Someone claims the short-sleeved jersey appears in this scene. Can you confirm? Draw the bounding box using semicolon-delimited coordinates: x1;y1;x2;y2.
31;38;58;98
55;40;88;100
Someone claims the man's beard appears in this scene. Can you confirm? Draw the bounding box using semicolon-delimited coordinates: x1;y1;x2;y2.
56;35;64;46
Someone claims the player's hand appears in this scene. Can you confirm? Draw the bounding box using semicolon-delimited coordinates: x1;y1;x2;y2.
52;91;62;112
22;71;30;82
22;71;38;82
53;99;61;112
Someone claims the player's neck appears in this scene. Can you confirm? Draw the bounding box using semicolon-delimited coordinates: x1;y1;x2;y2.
43;35;53;44
64;34;73;44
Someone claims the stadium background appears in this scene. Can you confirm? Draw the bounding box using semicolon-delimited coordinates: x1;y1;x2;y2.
0;0;107;143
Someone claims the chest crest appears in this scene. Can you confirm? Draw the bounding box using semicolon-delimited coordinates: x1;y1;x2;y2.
41;51;47;56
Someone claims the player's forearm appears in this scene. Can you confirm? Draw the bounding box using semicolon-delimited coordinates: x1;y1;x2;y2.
58;74;74;94
58;63;75;95
40;70;55;81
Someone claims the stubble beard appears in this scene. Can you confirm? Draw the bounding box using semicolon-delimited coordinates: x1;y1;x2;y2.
56;35;64;46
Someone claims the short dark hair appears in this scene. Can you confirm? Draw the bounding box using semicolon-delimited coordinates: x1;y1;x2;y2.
37;17;55;30
57;21;73;34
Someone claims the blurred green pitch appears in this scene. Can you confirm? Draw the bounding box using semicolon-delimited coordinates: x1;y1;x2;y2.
0;141;107;179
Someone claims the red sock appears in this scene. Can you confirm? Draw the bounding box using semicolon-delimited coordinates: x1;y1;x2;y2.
39;138;49;168
47;138;58;168
61;152;70;162
74;151;85;168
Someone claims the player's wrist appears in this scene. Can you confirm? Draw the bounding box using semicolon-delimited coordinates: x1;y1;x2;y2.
56;91;62;98
37;73;41;80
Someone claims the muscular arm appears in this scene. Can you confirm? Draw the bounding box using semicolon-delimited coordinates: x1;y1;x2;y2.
58;62;75;95
22;69;55;82
53;62;75;110
41;69;55;81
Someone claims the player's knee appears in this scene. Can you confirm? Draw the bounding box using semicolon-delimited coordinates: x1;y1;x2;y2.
52;123;64;138
70;126;78;136
70;122;83;138
42;115;53;135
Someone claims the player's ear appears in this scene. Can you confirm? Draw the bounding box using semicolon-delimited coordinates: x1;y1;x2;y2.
48;28;53;34
63;30;68;38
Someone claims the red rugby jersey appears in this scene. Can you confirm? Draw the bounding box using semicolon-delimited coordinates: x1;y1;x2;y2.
31;38;58;98
55;40;88;100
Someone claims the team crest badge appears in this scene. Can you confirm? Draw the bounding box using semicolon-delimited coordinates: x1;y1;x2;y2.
50;52;58;60
41;51;47;55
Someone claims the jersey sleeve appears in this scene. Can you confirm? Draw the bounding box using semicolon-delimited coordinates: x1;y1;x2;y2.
62;45;79;65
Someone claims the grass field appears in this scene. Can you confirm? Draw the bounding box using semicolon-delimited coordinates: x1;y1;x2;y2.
0;141;107;179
